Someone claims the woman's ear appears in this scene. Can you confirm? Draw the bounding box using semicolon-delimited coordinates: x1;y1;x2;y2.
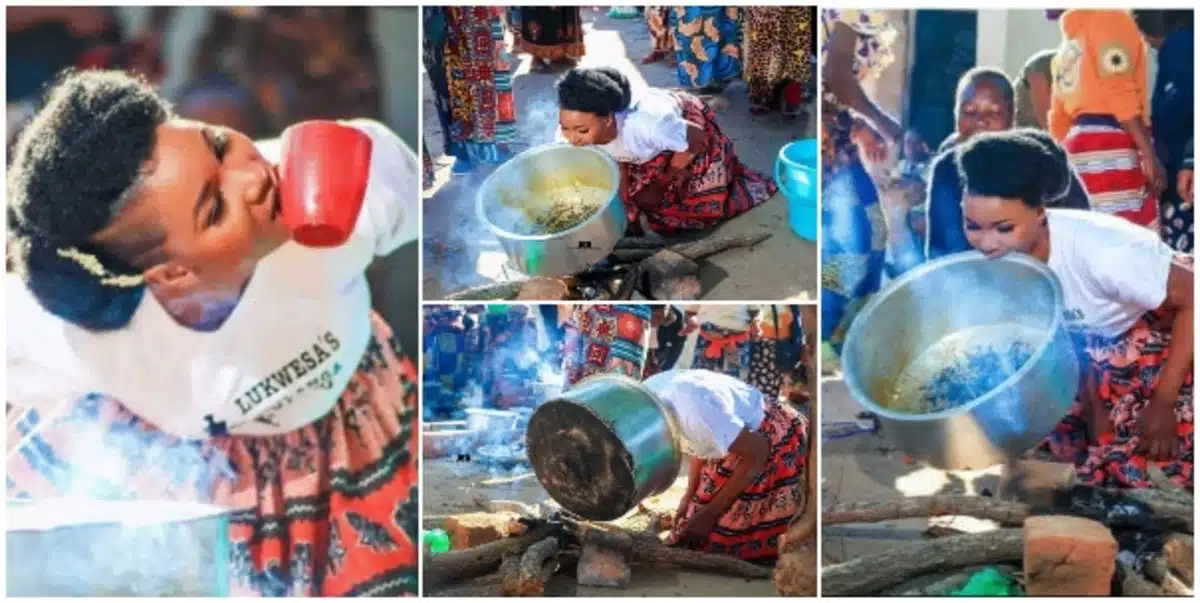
143;262;199;297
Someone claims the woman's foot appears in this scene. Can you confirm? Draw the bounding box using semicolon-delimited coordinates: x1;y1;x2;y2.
641;50;664;64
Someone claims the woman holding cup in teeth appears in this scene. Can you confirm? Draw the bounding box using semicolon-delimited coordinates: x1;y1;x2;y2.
6;70;420;595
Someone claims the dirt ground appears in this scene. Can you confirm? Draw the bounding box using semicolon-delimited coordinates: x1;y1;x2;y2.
423;458;778;596
820;375;1009;567
422;8;818;302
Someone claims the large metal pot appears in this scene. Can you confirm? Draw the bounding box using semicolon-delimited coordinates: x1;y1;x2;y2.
526;374;681;521
842;252;1080;470
477;144;626;277
7;499;230;596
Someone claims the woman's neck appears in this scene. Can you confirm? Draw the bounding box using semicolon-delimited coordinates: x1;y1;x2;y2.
152;278;251;332
1030;218;1052;263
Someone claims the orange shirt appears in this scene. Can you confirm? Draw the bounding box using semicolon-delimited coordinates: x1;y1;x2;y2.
1048;9;1150;142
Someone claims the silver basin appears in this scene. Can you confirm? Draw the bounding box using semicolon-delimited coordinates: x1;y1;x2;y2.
6;499;230;596
526;374;681;521
477;144;626;277
842;252;1080;470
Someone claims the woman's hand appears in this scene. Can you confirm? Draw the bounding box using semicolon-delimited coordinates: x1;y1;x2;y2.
852;121;890;165
1178;168;1194;206
679;506;716;548
1141;153;1167;198
1136;393;1178;461
632;182;667;212
680;313;700;336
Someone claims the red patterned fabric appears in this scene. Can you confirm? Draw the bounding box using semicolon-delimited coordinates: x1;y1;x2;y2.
623;92;776;234
670;403;807;561
1063;122;1159;228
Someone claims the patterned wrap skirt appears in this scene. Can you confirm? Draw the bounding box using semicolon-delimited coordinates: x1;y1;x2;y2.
1040;277;1194;490
691;324;784;402
562;305;653;387
7;313;419;596
623;91;776;234
1062;114;1159;228
669;403;807;561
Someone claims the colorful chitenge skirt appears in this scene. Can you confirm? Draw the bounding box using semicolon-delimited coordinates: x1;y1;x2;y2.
562;304;652;387
1063;115;1159;228
7;313;420;596
623;91;776;235
1041;269;1194;489
670;403;807;560
691;324;784;401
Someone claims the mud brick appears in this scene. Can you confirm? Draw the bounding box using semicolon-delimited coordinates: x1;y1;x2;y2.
443;512;520;550
577;544;631;588
1024;515;1117;596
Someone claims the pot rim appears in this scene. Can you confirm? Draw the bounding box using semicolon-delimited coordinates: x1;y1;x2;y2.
475;143;622;242
841;251;1066;422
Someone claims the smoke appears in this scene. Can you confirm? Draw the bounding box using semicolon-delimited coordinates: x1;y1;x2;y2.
7;396;231;595
521;91;564;150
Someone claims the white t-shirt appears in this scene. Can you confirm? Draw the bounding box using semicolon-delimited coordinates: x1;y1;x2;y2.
1046;209;1175;338
7;119;419;440
642;369;765;460
558;87;689;165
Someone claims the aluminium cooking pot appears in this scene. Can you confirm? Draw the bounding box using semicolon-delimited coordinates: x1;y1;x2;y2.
841;252;1080;470
6;499;230;596
525;374;682;521
476;144;626;277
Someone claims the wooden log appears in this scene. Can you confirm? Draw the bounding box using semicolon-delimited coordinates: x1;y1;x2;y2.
641;250;702;300
580;530;771;579
1118;563;1166;596
823;496;1030;527
614;265;640;300
614;233;706;250
1163;533;1194;585
1145;557;1194;596
424;525;554;589
671;231;772;260
517;278;570;300
774;541;817;596
821;528;1024;596
609;249;657;264
445;280;525;301
502;537;560;597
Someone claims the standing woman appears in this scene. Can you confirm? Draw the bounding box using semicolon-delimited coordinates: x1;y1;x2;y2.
422;7;517;174
818;8;904;353
1014;49;1057;130
1140;10;1194;252
956;130;1193;489
680;306;785;402
556;67;775;235
670;7;743;93
641;6;678;66
1048;9;1162;228
560;305;653;387
6;71;420;594
742;7;814;117
645;369;807;561
516;7;586;73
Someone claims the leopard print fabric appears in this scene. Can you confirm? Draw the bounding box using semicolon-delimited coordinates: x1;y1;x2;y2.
743;7;814;108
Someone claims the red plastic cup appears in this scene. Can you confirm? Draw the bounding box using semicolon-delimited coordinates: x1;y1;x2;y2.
279;120;373;248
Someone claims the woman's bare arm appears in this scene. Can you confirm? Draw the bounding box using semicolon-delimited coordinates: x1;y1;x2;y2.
824;21;903;143
700;428;770;519
1155;260;1194;406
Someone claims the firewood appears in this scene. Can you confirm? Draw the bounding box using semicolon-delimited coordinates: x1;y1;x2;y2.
424;525;555;589
502;537;560;597
517;278;570;300
1145;557;1194;596
823;496;1030;527
445;280;526;301
610;249;658;264
821;529;1024;596
580;530;771;579
1163;533;1193;585
774;540;817;596
670;231;771;259
1118;563;1166;596
614;265;641;300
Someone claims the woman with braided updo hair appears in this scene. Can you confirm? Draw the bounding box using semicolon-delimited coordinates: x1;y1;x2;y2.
556;66;776;235
7;70;420;595
954;129;1194;489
